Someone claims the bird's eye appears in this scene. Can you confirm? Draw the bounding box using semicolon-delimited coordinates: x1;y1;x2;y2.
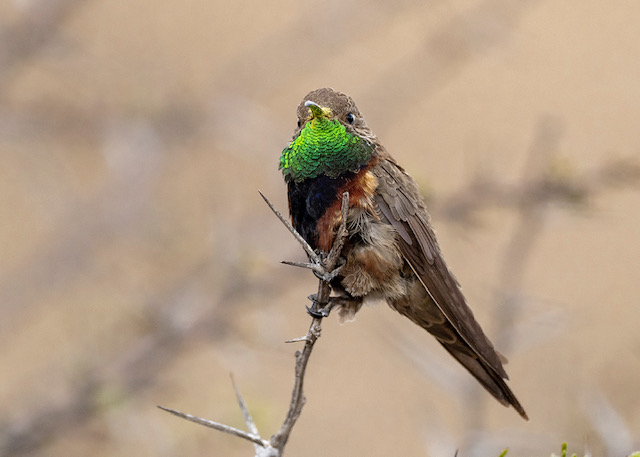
297;117;301;128
346;112;355;124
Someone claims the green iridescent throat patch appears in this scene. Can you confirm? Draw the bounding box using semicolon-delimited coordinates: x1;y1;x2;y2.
280;118;372;182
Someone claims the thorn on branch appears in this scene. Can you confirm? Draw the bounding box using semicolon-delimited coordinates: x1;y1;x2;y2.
285;336;311;344
231;374;260;438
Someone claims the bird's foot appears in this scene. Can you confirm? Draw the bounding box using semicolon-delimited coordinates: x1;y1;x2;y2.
305;295;353;318
306;294;337;318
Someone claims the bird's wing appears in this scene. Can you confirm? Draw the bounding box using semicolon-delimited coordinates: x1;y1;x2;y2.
372;158;507;378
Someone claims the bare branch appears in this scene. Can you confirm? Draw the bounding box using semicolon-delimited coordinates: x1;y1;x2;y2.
159;191;351;456
258;190;320;263
230;374;264;455
157;406;269;448
268;319;321;451
269;191;350;451
231;374;260;437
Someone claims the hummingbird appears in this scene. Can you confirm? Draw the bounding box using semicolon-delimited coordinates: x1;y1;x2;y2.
279;88;528;420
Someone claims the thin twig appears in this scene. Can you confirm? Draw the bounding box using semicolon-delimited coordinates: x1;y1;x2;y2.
157;406;269;448
231;374;260;437
269;319;321;450
258;190;320;263
231;374;263;455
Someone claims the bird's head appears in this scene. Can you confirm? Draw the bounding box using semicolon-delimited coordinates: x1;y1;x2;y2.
280;88;377;182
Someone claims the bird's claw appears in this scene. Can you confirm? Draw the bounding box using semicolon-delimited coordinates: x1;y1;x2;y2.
306;294;334;318
305;305;326;318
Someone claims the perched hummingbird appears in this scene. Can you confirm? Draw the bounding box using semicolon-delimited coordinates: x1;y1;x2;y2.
279;88;527;420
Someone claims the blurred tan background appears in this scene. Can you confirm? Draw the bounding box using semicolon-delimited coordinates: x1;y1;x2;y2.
1;0;639;456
